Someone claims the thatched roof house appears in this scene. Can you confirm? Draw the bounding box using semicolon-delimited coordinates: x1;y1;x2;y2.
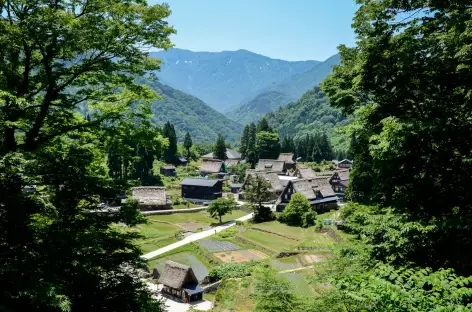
294;167;317;180
277;153;296;170
131;187;171;211
255;159;287;175
200;159;227;176
240;171;284;201
159;261;203;303
202;148;242;160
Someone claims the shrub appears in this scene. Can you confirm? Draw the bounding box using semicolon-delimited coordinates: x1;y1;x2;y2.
278;193;314;227
208;261;268;279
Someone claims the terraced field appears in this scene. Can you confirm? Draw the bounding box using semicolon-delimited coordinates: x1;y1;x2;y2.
199;239;241;252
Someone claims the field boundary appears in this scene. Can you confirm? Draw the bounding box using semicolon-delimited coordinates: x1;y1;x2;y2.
235;235;277;255
250;227;301;241
142;206;208;215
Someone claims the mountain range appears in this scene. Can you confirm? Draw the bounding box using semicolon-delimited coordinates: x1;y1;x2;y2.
149;48;320;111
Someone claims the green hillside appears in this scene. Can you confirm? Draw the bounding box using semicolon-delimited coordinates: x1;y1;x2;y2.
146;80;243;142
265;86;349;150
227;54;340;124
149;49;319;111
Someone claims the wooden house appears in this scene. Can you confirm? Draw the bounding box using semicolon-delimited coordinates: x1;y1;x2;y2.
160;165;176;177
294;167;317;181
178;156;188;166
159;261;203;303
277;153;296;170
275;178;338;212
229;183;243;194
224;159;240;168
255;159;287;175
131;187;172;211
180;178;223;203
199;159;227;177
333;159;353;169
329;169;350;201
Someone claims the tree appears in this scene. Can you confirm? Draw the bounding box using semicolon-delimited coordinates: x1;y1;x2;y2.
183;132;193;160
253;269;298;312
240;125;250;159
256;131;280;160
207;196;236;224
278;193;316;227
213;134;227;161
320;133;334;161
162;122;178;164
257;117;272;133
244;175;273;223
280;136;294;153
246;123;257;167
229;162;251;183
0;0;174;310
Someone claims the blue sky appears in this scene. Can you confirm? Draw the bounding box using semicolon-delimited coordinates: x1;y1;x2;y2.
149;0;358;62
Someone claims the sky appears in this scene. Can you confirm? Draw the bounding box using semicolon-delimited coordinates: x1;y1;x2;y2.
148;0;358;62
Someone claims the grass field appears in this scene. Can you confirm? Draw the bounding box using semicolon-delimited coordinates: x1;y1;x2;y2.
148;210;247;225
251;221;313;241
212;277;255;312
239;228;295;252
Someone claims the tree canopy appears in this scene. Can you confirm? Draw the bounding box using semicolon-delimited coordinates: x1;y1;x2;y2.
213;134;227;161
207;196;236;224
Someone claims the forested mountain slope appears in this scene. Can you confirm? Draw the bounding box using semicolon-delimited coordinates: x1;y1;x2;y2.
149;48;319;111
227;54;340;124
265;86;349;150
146;80;243;142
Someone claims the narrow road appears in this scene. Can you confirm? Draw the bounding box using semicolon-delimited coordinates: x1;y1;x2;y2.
141;212;253;260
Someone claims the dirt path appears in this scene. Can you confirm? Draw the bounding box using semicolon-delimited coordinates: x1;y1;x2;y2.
277;265;314;274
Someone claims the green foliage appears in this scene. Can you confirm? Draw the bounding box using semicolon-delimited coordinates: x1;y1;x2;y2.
239;125;250;159
246;123;258;167
253;269;299;312
208;261;268;279
0;0;174;310
229;162;251;183
162;122;178;164
143;80;243;142
265;86;349;152
244;175;274;223
207;197;236;224
183;132;193;159
213;134;228;161
256;131;280;160
256;117;272;133
278;193;316;228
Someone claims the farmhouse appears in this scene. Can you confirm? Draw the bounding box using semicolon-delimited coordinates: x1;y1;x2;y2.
180;178;223;203
201;148;242;161
275;178;338;212
159;261;203;303
131;187;172;211
160;165;176;177
255;159;287;175
225;159;240;168
199;159;227;177
229;183;243;194
333;159;353;169
277;153;296;170
329;169;350;201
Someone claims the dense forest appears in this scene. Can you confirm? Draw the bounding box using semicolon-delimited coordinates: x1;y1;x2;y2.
265;86;350;151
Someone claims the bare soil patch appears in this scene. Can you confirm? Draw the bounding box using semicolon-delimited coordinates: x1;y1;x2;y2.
176;222;206;232
213;249;267;263
299;253;326;265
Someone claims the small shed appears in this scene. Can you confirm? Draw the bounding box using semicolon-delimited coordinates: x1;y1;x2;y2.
159;261;203;303
178;156;188;166
229;183;243;194
131;187;172;211
160;165;176;177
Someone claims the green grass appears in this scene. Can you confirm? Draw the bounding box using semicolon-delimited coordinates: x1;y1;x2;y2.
213;277;255;312
239;228;296;252
251;221;314;241
148;210;247;225
296;231;338;250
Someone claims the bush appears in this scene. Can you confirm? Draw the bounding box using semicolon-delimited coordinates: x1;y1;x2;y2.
278;193;314;227
208;261;268;280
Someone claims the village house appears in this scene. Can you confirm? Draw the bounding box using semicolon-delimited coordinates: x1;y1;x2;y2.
329;169;350;201
224;159;240;168
160;165;176;177
333;159;353;169
255;159;287;175
180;178;223;203
277;153;296;170
131;187;172;211
199;159;227;178
229;183;243;194
275;177;338;212
201;148;242;161
178;156;188;166
159;261;203;303
294;167;317;181
240;171;284;201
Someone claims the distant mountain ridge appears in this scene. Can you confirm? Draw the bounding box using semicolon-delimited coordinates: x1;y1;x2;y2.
149;48;319;111
143;79;243;142
226;54;340;125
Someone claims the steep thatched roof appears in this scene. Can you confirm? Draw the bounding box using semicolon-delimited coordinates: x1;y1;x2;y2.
201;149;242;160
291;179;316;200
225;159;240;168
296;167;317;179
245;171;284;193
159;261;198;289
277;153;295;164
337;169;350;181
200;159;225;173
255;159;286;173
131;187;167;205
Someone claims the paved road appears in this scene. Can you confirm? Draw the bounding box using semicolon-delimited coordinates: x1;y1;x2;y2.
141;212;253;260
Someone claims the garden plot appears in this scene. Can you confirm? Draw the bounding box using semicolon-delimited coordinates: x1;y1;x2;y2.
270;256;302;271
199;239;241;252
177;222;208;232
281;272;316;297
150;252;209;281
213;249;268;263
